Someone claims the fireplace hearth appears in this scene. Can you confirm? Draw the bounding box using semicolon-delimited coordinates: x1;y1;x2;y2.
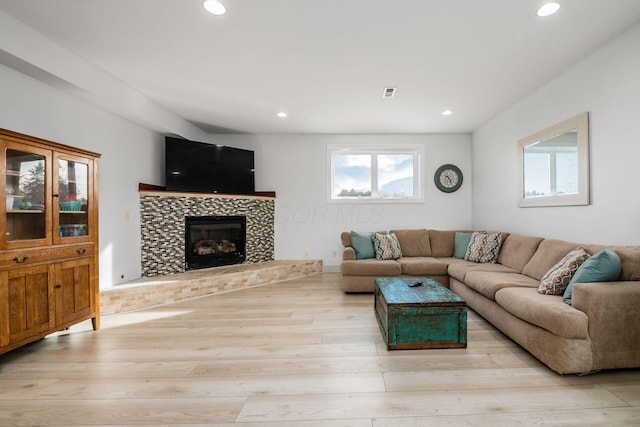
185;215;246;270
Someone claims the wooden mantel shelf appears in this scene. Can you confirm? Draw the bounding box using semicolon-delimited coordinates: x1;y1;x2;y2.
138;183;276;199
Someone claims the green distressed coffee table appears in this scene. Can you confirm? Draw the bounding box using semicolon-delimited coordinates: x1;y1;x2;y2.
374;277;467;350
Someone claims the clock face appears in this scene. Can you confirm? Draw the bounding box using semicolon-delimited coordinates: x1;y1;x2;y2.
434;164;463;193
440;170;459;188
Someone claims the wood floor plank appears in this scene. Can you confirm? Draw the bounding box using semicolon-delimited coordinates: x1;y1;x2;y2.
103;342;380;362
602;381;640;406
16;373;384;400
237;386;627;422
190;353;502;377
370;407;640;426
0;361;199;379
0;379;59;399
381;367;640;392
0;398;246;426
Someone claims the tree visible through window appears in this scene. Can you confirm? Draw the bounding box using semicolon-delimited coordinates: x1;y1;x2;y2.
329;146;421;201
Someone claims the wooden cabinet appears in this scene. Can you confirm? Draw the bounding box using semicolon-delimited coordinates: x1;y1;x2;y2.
55;257;94;327
0;128;100;355
0;265;54;348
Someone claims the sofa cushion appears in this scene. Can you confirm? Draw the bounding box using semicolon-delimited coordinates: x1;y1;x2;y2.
372;232;402;260
340;259;402;276
464;271;539;301
610;246;640;281
495;287;589;339
497;233;544;272
340;231;352;247
522;239;582;281
428;230;458;257
447;261;519;283
397;257;448;276
390;229;431;257
464;232;504;263
563;248;622;305
538;247;590;295
454;232;473;259
343;246;356;261
435;256;468;266
350;231;375;260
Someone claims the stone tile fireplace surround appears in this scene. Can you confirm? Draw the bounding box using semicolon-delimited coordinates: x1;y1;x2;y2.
98;190;322;316
139;191;275;277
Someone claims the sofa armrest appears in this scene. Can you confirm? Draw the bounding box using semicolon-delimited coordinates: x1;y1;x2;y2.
343;247;356;261
572;281;640;370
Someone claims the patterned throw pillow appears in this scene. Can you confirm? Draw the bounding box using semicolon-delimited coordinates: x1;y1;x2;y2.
538;247;590;295
372;232;403;260
464;232;503;263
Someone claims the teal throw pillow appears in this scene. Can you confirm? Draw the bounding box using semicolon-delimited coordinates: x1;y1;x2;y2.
563;248;622;305
350;231;375;260
454;232;473;259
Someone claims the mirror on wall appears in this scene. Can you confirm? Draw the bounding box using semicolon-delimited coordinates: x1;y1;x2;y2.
518;112;589;207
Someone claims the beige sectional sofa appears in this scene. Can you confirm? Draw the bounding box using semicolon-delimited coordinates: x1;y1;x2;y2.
340;229;640;374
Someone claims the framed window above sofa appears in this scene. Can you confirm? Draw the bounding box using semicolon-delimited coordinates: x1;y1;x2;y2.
328;144;423;203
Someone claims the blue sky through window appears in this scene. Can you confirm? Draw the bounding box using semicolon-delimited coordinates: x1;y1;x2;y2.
332;153;415;198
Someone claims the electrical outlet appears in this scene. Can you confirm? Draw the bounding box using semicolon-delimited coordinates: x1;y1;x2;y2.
304;251;310;259
332;250;337;257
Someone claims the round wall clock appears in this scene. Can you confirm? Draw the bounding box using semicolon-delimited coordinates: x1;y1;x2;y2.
434;164;463;193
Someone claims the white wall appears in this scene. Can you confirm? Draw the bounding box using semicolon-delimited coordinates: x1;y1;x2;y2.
472;21;640;245
211;133;472;267
0;63;163;289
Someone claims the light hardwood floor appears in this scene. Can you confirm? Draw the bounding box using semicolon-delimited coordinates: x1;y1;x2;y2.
1;272;639;426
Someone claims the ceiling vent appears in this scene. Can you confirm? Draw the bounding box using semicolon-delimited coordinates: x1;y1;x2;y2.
383;87;396;98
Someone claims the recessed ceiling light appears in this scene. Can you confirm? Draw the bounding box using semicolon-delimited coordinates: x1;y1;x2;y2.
203;0;226;15
277;112;288;118
442;110;453;116
537;2;560;17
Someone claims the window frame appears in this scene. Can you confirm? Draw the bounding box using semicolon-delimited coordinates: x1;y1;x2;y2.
327;144;424;204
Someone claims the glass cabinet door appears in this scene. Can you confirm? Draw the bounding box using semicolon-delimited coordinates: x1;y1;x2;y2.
55;155;91;241
3;146;49;245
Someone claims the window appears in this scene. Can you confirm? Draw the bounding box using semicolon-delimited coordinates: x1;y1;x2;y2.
328;145;422;202
523;148;578;197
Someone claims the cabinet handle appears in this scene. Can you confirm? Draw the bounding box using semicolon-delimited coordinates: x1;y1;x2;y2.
13;255;28;263
77;248;86;255
55;284;62;289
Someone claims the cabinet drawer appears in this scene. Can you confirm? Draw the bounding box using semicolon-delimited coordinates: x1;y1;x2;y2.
0;244;94;269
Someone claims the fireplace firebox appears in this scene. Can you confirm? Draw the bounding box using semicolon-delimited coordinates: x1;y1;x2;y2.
185;215;246;270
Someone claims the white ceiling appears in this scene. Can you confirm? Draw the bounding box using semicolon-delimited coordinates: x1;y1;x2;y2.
1;0;640;135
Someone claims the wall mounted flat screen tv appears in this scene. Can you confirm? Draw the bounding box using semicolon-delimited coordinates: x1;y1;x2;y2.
165;137;255;195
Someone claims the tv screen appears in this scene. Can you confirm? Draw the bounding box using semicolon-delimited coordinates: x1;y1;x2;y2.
165;137;255;195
